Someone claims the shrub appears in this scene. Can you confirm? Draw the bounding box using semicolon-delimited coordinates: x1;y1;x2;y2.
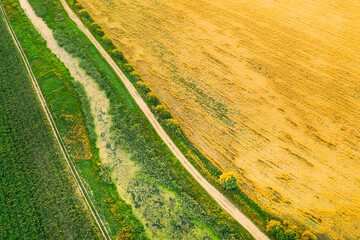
301;231;317;240
130;71;141;81
155;105;171;119
123;63;134;72
219;171;238;190
136;81;150;93
284;230;297;240
112;49;124;61
74;3;83;10
90;22;101;31
146;92;159;106
165;118;181;134
102;35;115;49
79;9;92;21
95;28;105;37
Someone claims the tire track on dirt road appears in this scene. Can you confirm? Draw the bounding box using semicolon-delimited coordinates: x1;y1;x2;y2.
0;2;111;239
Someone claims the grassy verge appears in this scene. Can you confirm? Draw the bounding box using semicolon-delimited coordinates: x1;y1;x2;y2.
0;10;100;239
24;0;258;238
70;0;270;230
68;1;319;239
3;0;148;239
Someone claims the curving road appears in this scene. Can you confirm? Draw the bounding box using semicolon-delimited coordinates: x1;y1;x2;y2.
0;2;110;239
59;0;270;239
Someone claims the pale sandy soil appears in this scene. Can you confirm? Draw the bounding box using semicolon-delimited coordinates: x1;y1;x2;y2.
78;0;360;238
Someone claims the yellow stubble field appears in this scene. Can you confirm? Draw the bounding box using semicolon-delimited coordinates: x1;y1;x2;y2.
77;0;360;238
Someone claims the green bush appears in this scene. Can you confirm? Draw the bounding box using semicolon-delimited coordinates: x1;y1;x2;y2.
146;92;159;106
90;22;100;31
90;23;105;36
102;35;115;49
301;231;317;240
155;105;172;119
165;118;181;135
112;49;124;61
130;71;141;81
136;81;150;93
123;63;134;72
95;28;105;37
79;9;92;22
219;171;238;190
284;229;297;240
74;3;83;10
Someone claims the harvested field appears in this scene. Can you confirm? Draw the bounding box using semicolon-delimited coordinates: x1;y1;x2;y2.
78;0;360;238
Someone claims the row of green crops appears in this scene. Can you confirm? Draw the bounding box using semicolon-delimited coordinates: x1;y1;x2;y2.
22;0;257;238
2;1;148;239
0;11;100;239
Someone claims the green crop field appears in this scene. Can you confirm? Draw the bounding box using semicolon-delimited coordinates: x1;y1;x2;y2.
0;11;100;239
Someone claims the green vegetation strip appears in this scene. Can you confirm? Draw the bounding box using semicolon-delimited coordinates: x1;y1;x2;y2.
68;1;319;239
23;0;257;238
3;0;147;239
0;7;100;239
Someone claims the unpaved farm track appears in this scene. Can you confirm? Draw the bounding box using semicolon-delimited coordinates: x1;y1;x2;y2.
75;0;360;238
59;0;269;239
0;2;110;239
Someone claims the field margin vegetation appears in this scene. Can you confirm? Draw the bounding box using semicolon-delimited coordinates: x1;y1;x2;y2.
2;0;148;239
23;0;259;238
67;0;319;239
0;5;101;239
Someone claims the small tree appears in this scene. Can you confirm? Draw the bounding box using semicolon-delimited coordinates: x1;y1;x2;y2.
95;28;105;37
112;49;125;61
219;171;238;190
165;118;181;134
155;105;171;119
284;229;297;240
90;22;101;31
266;220;285;240
147;92;159;106
74;3;83;10
130;71;141;81
301;231;317;240
102;35;115;49
79;9;91;19
123;63;134;72
136;81;150;93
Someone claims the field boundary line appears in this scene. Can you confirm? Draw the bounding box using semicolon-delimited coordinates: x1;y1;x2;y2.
0;2;111;239
59;0;269;239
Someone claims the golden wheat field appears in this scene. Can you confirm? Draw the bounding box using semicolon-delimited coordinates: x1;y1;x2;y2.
77;0;360;238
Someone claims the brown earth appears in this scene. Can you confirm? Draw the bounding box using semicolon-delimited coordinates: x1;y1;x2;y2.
77;0;360;238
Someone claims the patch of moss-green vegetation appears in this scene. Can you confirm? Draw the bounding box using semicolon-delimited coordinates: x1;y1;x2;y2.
0;11;100;239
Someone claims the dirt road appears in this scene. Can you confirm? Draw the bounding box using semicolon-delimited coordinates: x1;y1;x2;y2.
75;0;360;238
0;2;110;239
59;0;269;239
